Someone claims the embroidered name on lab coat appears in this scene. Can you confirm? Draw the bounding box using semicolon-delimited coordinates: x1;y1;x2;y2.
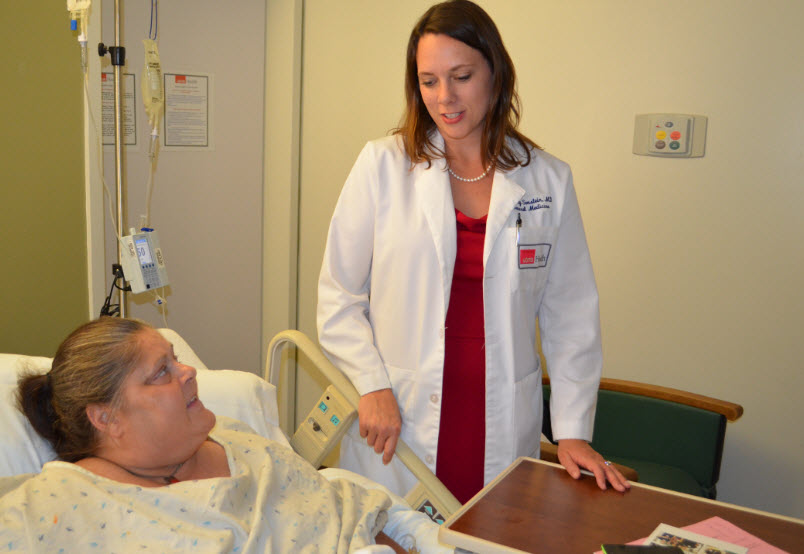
514;196;553;212
519;243;551;269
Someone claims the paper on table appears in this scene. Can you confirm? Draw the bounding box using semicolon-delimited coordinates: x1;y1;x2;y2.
646;522;747;553
593;517;787;554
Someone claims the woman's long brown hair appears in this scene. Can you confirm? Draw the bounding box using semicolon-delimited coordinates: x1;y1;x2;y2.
394;0;540;171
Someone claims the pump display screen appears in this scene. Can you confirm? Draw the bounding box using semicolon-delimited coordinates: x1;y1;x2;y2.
135;237;154;265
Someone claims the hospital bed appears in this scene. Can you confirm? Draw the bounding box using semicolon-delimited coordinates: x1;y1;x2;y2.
0;328;454;553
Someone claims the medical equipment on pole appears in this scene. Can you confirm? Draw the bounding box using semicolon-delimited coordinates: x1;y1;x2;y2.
67;0;91;73
120;228;169;294
142;39;163;160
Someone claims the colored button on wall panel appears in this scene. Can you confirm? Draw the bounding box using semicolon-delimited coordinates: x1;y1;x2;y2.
636;113;706;157
330;415;340;426
319;402;328;413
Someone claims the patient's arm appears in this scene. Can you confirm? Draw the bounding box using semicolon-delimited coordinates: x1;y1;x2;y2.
375;531;407;553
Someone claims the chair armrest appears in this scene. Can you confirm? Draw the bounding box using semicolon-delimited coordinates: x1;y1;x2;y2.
538;441;640;482
542;376;743;422
598;378;743;422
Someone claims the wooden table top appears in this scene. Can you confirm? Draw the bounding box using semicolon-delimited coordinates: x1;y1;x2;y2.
439;458;803;553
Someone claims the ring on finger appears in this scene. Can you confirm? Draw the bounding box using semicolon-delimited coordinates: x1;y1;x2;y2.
603;460;612;466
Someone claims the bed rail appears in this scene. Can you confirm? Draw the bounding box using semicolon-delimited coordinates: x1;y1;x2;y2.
266;330;462;522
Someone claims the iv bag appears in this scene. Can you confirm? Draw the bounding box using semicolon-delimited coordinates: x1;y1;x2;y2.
67;0;91;16
142;39;164;130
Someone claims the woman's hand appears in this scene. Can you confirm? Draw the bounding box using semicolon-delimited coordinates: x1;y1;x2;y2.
358;389;402;465
557;439;631;492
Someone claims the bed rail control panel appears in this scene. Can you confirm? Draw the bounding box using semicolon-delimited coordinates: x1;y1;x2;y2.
405;483;449;525
291;385;357;469
633;113;707;158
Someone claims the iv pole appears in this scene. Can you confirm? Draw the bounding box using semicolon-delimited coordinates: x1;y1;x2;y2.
99;0;128;316
112;0;126;317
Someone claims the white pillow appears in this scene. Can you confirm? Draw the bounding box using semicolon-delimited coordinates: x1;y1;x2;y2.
0;354;56;477
0;354;51;385
197;368;289;447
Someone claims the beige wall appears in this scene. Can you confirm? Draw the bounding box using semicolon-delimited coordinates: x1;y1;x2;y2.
0;4;89;355
286;0;804;518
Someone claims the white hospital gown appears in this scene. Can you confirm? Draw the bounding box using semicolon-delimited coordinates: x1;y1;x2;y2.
0;417;391;553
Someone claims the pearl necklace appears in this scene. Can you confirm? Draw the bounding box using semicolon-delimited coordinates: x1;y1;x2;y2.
447;163;493;183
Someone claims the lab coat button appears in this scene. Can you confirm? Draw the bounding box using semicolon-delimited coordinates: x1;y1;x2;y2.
425;455;434;465
430;394;438;403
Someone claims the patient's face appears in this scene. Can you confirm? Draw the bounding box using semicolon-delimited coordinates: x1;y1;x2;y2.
112;329;216;464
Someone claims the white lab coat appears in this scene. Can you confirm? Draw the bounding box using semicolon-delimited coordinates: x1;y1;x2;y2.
317;133;602;497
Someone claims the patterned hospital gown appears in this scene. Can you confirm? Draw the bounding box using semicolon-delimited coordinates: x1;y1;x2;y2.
0;417;391;553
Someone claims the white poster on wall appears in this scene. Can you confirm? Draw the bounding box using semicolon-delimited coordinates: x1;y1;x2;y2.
101;72;138;148
163;73;213;150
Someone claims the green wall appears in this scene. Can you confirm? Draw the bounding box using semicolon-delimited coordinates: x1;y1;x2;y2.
0;5;89;356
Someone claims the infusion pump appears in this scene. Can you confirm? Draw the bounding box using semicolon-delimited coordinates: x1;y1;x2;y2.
120;229;169;294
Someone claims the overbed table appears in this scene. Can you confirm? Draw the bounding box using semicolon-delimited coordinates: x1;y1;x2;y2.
438;457;804;553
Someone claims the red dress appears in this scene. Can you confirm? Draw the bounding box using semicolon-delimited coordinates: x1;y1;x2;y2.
436;209;487;504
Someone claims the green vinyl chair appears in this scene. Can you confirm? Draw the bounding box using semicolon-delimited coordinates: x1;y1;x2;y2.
541;376;743;499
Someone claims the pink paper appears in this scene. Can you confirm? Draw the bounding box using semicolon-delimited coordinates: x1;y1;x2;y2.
682;516;788;554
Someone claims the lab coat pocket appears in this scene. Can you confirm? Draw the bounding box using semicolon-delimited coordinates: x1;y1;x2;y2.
384;363;417;421
513;370;543;458
509;224;557;294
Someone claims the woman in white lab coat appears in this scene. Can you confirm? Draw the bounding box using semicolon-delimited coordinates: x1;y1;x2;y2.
318;0;629;503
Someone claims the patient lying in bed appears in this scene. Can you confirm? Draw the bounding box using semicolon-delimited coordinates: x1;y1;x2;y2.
0;318;412;553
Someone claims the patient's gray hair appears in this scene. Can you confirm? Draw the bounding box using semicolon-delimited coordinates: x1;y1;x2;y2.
17;317;152;462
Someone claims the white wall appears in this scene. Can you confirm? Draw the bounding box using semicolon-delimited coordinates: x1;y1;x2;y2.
289;0;804;518
98;0;265;373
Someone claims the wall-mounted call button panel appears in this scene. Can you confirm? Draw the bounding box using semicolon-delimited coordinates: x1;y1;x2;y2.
633;113;707;158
